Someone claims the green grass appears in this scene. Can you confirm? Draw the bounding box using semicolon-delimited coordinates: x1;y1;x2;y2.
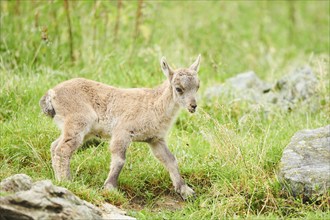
1;1;329;219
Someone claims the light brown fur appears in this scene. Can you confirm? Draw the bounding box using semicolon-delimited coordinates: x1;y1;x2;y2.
40;55;201;199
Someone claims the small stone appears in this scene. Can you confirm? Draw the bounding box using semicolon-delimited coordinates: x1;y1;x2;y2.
0;174;33;193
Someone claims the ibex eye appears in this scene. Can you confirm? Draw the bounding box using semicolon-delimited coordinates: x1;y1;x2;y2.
176;88;183;93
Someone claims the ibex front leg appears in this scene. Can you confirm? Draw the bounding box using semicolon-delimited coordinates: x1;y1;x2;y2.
104;135;130;190
149;139;195;200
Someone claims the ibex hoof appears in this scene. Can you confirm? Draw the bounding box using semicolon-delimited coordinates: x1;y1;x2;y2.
178;184;195;200
103;183;117;191
54;171;71;182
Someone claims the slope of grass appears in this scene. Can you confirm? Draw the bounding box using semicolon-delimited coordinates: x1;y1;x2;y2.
1;1;329;219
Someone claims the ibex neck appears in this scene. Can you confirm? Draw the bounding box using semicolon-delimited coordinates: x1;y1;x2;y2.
154;80;180;118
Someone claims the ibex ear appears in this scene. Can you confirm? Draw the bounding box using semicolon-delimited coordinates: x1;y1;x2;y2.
189;54;201;72
160;57;174;80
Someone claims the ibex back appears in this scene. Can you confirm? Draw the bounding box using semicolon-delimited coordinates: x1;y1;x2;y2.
40;55;201;199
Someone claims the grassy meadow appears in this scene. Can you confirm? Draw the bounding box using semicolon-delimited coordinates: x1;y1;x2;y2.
1;1;329;219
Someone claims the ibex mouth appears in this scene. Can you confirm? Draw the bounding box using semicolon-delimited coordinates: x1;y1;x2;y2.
188;108;196;113
188;104;197;113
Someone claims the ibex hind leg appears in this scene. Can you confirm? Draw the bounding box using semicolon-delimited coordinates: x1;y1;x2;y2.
50;136;61;171
52;115;92;181
104;134;131;190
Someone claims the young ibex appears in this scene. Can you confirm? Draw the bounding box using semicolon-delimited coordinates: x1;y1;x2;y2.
40;55;201;199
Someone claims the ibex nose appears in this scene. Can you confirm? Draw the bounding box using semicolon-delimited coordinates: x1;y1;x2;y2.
190;103;197;110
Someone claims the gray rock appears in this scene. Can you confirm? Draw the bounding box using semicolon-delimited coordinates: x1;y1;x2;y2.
0;174;32;193
101;203;136;220
279;125;330;198
226;71;271;92
204;67;319;111
0;175;136;220
205;71;271;102
274;66;319;110
275;66;318;103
